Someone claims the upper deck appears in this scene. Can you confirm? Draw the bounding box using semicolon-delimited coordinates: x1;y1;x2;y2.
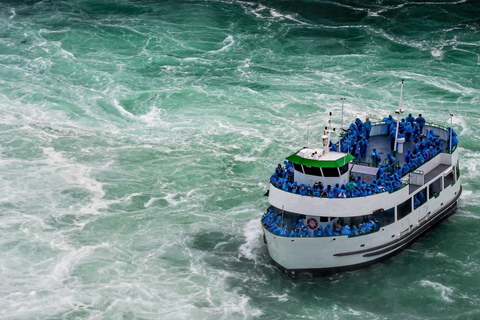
268;120;459;217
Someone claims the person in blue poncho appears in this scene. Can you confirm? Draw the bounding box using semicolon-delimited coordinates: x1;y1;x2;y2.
269;222;280;232
275;164;284;178
285;161;294;183
359;135;369;159
404;149;412;164
404;121;413;142
406;113;415;123
341;224;352;236
314;225;323;237
383;115;394;133
354;144;362;161
273;224;284;236
329;141;338;152
324;223;334;236
399;118;406;134
280;225;289;236
447;127;458;151
414;195;421;208
299;225;312;237
415;114;426;133
371;147;381;166
340;136;349;153
417;189;425;204
356;118;366;137
386;152;396;165
364;117;372;139
389;129;396;151
313;185;321;197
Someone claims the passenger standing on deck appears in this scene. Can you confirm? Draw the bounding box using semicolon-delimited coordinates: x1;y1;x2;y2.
415;114;426;133
275;164;284;178
364;117;372;140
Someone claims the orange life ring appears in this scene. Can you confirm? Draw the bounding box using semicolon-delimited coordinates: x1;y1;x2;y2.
307;217;318;229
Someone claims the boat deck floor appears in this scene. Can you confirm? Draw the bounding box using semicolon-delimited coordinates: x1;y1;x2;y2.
365;134;417;167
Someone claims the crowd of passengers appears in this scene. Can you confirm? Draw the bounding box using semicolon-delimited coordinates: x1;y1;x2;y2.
263;209;380;238
270;114;458;198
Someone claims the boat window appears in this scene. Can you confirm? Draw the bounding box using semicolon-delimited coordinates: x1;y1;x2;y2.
303;165;322;176
444;170;455;187
293;163;304;173
322;167;340;177
319;216;329;223
429;177;442;199
456;162;460;181
397;198;412;220
339;163;349;175
414;188;427;209
372;207;395;226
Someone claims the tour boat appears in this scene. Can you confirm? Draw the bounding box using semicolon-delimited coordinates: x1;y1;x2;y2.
262;85;461;277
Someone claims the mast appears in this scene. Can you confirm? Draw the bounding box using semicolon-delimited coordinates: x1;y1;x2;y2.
394;79;405;155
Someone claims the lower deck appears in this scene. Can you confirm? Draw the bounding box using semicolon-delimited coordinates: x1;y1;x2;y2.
263;182;462;276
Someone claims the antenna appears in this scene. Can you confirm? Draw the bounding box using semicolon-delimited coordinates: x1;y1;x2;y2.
398;79;404;111
449;113;454;152
393;79;405;156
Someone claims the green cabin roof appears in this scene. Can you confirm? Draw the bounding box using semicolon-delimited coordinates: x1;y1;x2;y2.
286;152;354;168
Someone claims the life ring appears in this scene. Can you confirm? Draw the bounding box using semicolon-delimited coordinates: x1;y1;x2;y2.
307;217;318;229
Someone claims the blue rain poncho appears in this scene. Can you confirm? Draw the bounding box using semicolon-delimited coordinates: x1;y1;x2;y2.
341;225;352;236
324;223;334;236
387;152;396;165
329;141;338;152
314;225;323;237
406;113;415;123
364;119;372;139
299;226;312;237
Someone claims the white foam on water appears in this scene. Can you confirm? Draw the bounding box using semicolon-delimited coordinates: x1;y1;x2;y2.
208;35;234;54
420;280;454;302
238;218;263;261
144;197;160;208
233;154;257;162
41;147;107;215
431;48;443;59
459;151;480;180
112;98;135;119
51;243;110;281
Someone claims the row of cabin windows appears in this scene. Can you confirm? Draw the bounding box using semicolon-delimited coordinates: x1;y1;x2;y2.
396;167;457;221
293;163;349;177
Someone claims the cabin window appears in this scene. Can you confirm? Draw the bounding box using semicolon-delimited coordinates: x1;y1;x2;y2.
339;163;349;175
414;188;427;209
302;166;322;176
373;207;395;226
293;163;304;173
456;162;460;181
322;167;340;177
429;177;442;199
319;216;329;223
397;198;412;220
342;215;369;228
444;170;455;187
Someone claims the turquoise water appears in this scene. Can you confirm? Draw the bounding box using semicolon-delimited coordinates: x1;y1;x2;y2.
0;0;479;319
